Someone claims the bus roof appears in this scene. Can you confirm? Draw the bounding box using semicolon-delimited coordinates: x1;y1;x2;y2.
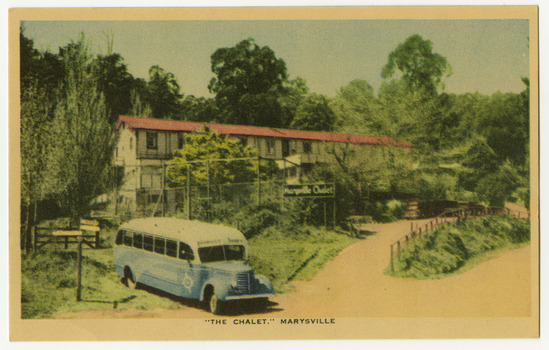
119;218;246;246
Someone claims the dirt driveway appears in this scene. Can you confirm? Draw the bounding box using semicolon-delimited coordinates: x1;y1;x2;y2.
272;219;532;318
56;219;532;319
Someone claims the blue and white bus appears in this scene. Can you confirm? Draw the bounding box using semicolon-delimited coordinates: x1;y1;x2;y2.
113;218;274;314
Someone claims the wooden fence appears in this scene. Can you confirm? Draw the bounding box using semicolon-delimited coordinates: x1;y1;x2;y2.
33;219;101;252
389;206;529;272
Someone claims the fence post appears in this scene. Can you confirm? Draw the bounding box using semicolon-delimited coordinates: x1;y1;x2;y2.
390;244;394;272
76;237;83;302
397;241;401;258
95;231;100;249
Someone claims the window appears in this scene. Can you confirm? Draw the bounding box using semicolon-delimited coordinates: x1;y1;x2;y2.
143;235;154;252
179;243;195;261
129;137;133;150
154;237;166;255
133;233;143;249
266;139;275;155
146;132;158;150
123;231;133;246
198;245;245;263
303;141;312;154
166;240;178;258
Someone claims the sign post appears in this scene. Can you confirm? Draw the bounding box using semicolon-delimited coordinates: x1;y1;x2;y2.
76;236;83;301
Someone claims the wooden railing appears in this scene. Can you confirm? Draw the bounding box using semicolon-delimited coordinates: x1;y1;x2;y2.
389;206;529;272
32;219;101;252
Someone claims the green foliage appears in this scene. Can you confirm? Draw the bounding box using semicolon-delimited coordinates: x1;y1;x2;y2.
208;38;289;127
42;35;115;220
290;93;337;131
21;246;183;319
180;95;219;122
382;34;452;96
476;161;522;207
166;128;259;187
388;216;530;279
145;65;184;119
92;53;136;124
248;226;358;292
278;76;310;128
331;79;381;134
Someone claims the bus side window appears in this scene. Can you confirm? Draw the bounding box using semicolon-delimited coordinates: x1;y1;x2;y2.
133;233;143;249
123;231;133;246
179;243;195;261
166;240;178;257
154;237;166;255
115;230;124;245
143;235;154;252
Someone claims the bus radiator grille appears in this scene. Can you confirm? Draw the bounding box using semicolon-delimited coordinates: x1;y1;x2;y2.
236;271;254;294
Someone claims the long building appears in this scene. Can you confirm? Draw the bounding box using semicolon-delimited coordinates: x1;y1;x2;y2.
113;115;412;214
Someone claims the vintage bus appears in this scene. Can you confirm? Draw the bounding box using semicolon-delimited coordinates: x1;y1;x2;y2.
113;218;274;314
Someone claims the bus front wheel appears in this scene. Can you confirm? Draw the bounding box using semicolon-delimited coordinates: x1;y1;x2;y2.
209;291;224;315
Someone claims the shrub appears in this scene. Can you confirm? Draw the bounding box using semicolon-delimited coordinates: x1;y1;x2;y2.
389;215;530;279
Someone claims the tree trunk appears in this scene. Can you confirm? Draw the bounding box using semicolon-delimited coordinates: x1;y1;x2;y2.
25;197;33;254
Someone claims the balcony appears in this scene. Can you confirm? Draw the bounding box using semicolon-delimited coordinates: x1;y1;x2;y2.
137;151;174;160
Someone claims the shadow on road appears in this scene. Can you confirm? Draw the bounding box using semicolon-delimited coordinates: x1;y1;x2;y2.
136;283;284;316
82;295;137;309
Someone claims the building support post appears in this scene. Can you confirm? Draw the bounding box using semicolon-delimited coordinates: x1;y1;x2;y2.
186;165;191;220
257;156;261;207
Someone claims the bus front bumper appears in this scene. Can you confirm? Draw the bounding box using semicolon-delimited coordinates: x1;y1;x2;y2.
225;293;273;301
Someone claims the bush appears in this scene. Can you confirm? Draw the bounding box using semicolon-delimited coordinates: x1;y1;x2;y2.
389;215;530;279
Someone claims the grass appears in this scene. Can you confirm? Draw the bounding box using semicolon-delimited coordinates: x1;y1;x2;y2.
386;215;530;279
21;224;357;318
248;226;359;293
21;246;184;319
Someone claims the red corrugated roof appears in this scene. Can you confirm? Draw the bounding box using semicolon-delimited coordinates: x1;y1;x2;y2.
115;115;413;148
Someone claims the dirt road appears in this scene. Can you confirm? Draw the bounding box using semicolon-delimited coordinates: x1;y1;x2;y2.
55;219;532;319
272;219;531;317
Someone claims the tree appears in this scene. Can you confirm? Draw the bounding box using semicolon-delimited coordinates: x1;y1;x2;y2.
92;53;136;124
331;79;381;134
145;65;184;119
166;128;259;187
382;34;452;96
208;38;288;127
180;95;219;122
278;76;310;128
477;91;529;166
44;35;115;220
290;93;337;132
20;29;63;251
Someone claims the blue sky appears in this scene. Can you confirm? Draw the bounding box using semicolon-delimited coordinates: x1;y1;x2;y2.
22;19;529;98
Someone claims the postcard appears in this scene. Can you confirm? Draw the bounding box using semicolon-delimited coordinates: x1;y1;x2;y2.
8;5;539;341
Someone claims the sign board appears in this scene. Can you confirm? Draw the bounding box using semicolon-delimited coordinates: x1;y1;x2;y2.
283;183;335;198
52;230;83;236
80;219;100;232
